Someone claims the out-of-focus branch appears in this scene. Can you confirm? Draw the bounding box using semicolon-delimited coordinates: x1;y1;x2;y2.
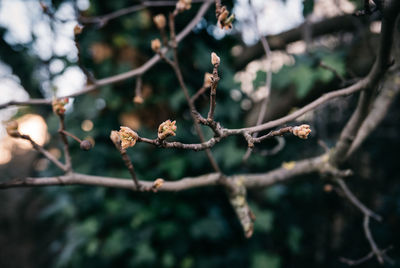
243;0;273;161
79;0;206;26
234;14;360;70
346;70;400;158
336;178;394;265
0;0;214;110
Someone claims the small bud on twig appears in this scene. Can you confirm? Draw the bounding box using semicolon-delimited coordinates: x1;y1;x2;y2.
153;14;166;29
151;38;161;52
52;98;69;116
211;52;220;66
203;72;213;88
176;0;191;12
158;120;177;140
80;140;92;151
292;124;311;139
6;121;20;138
152;178;164;192
118;126;139;150
133;96;144;104
74;24;83;35
217;6;234;30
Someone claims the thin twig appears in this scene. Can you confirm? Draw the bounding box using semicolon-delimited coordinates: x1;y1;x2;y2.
340;246;393;266
319;61;345;83
165;8;223;174
59;129;83;143
336;178;381;221
243;0;273;162
18;134;68;172
58;115;72;172
79;0;206;26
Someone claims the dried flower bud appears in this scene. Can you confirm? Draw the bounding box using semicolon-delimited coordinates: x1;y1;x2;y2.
203;72;213;88
52;98;69;116
292;124;311;139
153;14;166;29
74;24;83;35
152;178;164;192
118;126;139;149
158;120;177;140
211;52;220;66
151;38;161;52
133;96;144;104
6;121;20;138
176;0;191;12
80;140;92;151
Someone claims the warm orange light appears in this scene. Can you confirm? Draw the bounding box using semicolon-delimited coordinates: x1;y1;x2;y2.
0;114;48;165
81;119;94;132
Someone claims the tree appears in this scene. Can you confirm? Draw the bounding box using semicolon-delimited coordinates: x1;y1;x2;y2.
1;0;400;267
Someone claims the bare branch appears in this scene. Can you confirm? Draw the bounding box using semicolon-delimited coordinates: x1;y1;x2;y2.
0;155;327;192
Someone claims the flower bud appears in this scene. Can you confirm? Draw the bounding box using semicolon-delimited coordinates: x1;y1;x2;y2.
151;38;161;52
6;121;20;138
292;124;311;139
52;98;69;116
203;72;213;88
176;0;191;12
158;120;177;140
80;140;92;151
118;126;139;149
152;178;164;191
133;96;144;104
74;24;83;35
153;14;166;29
211;52;220;66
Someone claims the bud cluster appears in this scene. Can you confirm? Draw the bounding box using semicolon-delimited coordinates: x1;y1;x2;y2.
118;126;139;149
217;6;234;30
292;124;311;139
176;0;191;13
158;120;177;140
52;98;69;116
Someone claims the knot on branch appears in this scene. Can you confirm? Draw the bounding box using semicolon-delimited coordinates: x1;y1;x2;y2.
228;177;256;238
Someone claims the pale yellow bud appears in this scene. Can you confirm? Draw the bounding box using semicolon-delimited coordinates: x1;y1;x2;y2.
152;178;164;191
292;124;311;139
153;14;166;29
211;52;220;66
151;38;161;52
203;72;213;88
